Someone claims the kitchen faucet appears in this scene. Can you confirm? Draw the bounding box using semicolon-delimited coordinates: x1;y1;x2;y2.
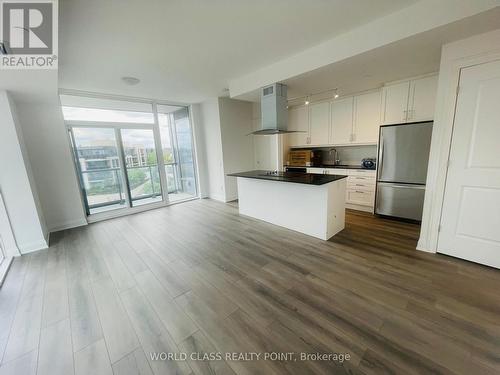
329;148;340;165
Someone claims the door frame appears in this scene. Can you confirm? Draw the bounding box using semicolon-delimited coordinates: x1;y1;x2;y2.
65;104;200;223
417;34;500;253
67;121;166;221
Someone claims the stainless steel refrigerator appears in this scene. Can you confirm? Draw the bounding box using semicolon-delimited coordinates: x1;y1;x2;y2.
375;121;433;221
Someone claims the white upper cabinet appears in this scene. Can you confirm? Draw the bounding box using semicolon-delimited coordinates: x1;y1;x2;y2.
330;97;354;145
381;81;410;125
407;75;438;122
309;102;330;146
382;74;438;125
353;91;381;143
288;105;309;146
287;74;437;147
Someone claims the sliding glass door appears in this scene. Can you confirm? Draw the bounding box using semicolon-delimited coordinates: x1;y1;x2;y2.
120;128;162;206
62;94;199;219
71;127;127;214
70;124;165;216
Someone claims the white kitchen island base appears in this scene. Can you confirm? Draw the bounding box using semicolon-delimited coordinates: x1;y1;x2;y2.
236;177;346;240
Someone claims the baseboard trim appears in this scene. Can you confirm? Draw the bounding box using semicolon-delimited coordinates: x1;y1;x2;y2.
416;239;436;253
0;257;13;287
208;194;226;202
19;239;49;254
345;203;374;213
48;218;88;233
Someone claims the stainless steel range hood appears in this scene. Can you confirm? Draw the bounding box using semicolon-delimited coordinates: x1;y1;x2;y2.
251;83;303;135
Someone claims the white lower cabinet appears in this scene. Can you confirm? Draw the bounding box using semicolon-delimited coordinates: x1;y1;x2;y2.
346;190;374;206
306;167;329;174
307;168;376;211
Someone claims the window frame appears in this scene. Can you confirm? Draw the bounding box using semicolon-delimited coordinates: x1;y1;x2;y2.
62;92;199;223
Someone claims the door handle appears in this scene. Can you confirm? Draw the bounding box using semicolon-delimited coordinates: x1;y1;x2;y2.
378;134;384;180
386;184;425;190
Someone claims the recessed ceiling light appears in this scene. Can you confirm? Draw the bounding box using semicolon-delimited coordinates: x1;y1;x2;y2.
121;76;140;85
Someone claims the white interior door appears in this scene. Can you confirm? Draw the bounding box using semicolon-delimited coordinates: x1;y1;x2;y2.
438;59;500;268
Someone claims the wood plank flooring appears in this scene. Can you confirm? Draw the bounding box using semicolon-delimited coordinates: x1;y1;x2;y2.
1;199;499;375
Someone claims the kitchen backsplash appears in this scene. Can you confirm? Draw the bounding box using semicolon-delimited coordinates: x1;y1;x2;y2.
316;145;377;166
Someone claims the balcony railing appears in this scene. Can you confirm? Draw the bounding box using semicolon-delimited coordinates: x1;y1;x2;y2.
80;164;183;210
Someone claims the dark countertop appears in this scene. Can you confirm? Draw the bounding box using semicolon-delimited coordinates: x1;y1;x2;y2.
287;164;375;170
227;170;347;186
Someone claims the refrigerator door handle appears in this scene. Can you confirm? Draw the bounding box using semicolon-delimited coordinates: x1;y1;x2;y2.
378;133;384;180
385;183;425;189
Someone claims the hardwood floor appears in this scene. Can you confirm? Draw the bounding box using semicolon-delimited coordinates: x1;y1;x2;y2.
0;199;499;375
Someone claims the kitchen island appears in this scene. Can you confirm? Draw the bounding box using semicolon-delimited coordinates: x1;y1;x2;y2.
228;170;347;240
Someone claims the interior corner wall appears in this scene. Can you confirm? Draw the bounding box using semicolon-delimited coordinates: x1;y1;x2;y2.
7;95;48;238
189;103;209;199
198;98;226;201
0;91;48;254
14;100;87;233
218;97;254;202
196;97;255;203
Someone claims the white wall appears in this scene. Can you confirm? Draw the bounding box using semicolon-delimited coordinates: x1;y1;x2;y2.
189;103;208;198
15;101;87;232
196;97;259;202
218;98;255;202
0;91;48;254
418;28;500;253
198;98;226;201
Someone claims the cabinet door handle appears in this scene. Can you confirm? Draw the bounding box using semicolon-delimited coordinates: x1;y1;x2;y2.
355;191;365;194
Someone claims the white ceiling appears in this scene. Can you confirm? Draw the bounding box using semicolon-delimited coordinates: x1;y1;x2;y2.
0;70;58;104
236;7;500;103
58;0;418;104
